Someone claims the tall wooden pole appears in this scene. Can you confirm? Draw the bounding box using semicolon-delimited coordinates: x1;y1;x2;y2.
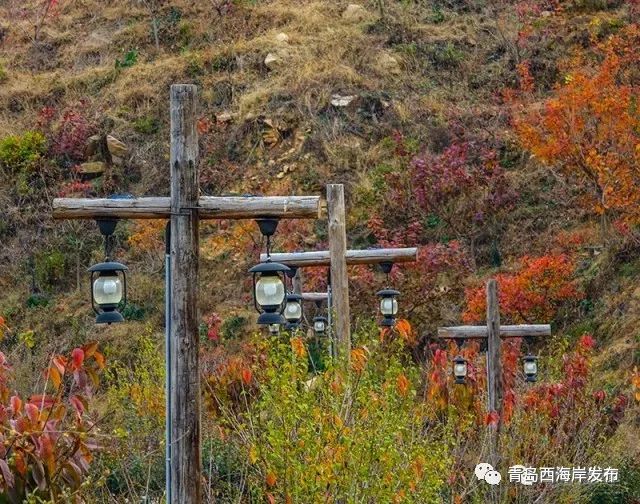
169;84;201;504
486;279;502;487
486;279;503;424
327;184;350;361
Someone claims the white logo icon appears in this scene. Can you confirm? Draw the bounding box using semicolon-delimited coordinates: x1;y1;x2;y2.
475;463;502;485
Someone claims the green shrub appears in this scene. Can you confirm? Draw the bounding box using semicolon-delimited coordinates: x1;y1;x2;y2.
115;50;138;69
0;131;47;174
221;315;247;340
34;250;66;291
133;116;160;135
214;336;452;502
586;461;640;503
185;52;205;77
428;41;465;69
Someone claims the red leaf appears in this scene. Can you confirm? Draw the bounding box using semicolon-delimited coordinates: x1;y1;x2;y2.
25;403;39;423
241;368;252;385
485;410;500;427
30;394;56;408
72;348;84;369
10;396;22;415
52;356;67;374
0;459;14;488
70;395;86;416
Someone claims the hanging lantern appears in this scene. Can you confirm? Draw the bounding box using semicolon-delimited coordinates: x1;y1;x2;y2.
249;261;289;325
453;355;468;384
284;293;303;329
313;316;328;336
88;261;128;324
249;218;290;326
523;354;538;382
376;289;400;327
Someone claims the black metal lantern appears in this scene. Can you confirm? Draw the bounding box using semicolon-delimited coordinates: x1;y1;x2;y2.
377;289;400;327
249;261;289;325
284;293;303;330
313;316;328;336
88;204;131;325
453;355;468;384
376;262;399;327
523;354;538;382
249;218;290;326
88;261;128;324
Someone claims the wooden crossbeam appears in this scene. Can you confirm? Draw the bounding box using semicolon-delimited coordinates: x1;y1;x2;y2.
301;292;329;302
260;247;418;267
438;324;551;339
52;195;322;220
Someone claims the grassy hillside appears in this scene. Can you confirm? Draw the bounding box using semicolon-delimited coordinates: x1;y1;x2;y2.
0;0;639;502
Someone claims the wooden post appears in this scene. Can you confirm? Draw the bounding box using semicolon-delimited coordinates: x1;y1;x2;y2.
292;268;303;295
327;184;350;361
486;279;502;473
169;84;201;504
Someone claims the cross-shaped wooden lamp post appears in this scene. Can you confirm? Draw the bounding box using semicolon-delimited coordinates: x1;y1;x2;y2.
52;85;322;504
438;279;551;474
262;246;418;358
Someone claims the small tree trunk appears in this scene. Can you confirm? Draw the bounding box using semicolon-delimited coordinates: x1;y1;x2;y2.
151;16;160;51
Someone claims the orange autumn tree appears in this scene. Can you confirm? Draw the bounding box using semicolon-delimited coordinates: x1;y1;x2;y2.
514;25;640;229
463;254;582;324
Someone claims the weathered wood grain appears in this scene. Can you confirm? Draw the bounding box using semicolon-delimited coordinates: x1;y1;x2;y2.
437;324;551;339
327;184;351;361
52;195;321;219
169;84;201;504
260;247;418;266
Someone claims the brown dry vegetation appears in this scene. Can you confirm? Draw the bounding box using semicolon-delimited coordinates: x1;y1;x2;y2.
0;0;639;501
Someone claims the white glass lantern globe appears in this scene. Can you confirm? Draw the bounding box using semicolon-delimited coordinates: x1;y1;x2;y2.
285;301;302;320
380;297;398;316
453;355;468;384
255;274;285;307
523;355;539;382
93;274;123;305
314;319;326;333
88;261;128;324
284;294;303;323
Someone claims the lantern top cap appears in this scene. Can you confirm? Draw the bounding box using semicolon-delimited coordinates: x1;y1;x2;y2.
249;261;291;274
523;354;539;360
376;288;400;297
88;261;128;273
255;218;279;237
380;261;394;274
285;293;303;302
453;354;466;363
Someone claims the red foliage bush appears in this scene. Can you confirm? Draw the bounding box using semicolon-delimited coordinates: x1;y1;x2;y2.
463;253;582;324
0;343;104;500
